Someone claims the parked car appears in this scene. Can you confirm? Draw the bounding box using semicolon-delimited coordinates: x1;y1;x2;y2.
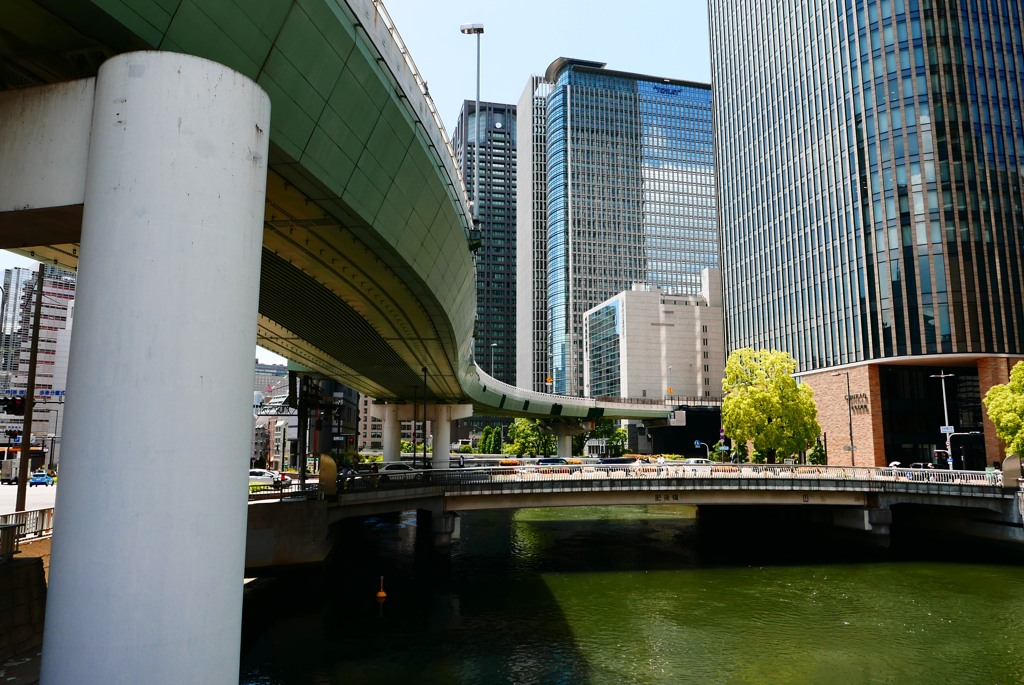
683;458;715;465
248;469;291;488
29;470;53;487
378;462;424;483
537;458;568;465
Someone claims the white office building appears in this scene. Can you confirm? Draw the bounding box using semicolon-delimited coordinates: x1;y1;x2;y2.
584;268;724;402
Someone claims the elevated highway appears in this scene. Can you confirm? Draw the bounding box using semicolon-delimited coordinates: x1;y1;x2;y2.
0;0;671;422
0;1;676;681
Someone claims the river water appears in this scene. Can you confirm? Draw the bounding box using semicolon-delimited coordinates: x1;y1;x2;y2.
240;506;1024;684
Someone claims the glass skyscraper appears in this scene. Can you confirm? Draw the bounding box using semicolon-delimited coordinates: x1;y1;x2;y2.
710;0;1024;467
452;100;517;385
518;58;717;397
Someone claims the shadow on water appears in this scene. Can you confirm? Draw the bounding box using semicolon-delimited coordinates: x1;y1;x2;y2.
240;505;1024;685
240;509;594;685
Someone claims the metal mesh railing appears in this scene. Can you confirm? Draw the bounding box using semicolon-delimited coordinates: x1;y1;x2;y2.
0;507;54;540
248;480;318;502
327;463;1003;496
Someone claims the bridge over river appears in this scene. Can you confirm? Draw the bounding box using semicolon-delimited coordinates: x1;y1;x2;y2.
245;464;1024;570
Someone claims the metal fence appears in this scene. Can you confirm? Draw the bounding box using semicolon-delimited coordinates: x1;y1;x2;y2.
327;463;1003;496
0;507;54;540
248;480;318;502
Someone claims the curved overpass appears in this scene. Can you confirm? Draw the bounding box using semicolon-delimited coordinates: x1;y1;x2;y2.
2;0;668;421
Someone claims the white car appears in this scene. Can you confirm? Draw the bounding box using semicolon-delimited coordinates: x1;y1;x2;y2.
683;458;715;465
249;469;292;487
378;462;424;483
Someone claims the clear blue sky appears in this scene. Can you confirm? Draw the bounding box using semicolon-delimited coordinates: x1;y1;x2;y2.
0;0;712;366
380;0;713;133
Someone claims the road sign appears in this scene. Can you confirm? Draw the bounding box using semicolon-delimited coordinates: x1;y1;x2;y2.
843;446;856;451
694;440;701;448
940;425;955;434
717;446;730;451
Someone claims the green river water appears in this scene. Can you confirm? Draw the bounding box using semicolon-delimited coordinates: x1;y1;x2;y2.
240;506;1024;685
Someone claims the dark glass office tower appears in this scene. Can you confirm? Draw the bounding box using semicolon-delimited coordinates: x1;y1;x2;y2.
710;0;1024;466
452;100;517;385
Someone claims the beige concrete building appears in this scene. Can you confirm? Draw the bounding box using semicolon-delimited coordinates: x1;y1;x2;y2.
583;268;724;402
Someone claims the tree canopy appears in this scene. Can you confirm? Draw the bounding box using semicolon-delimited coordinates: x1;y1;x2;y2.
722;348;821;463
502;418;555;457
572;418;628;457
982;361;1024;457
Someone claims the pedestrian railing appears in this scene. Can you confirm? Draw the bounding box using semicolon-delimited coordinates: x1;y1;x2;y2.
319;463;1003;500
248;481;318;502
0;507;54;540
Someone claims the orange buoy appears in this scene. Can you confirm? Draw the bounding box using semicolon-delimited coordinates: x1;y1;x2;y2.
376;576;387;600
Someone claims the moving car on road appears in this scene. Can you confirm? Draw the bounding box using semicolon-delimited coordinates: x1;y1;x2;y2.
29;470;54;487
377;462;424;483
248;469;292;488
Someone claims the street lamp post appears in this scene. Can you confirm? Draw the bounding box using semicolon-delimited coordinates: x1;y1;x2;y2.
460;22;484;223
832;371;855;465
930;371;955;467
490;342;497;375
668;365;673;399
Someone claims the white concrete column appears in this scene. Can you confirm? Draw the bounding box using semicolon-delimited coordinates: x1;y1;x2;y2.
432;405;452;469
41;52;270;685
381;404;401;462
556;431;572;461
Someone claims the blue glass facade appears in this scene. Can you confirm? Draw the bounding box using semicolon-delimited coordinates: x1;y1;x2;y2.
711;0;1024;372
586;299;621;398
541;59;717;396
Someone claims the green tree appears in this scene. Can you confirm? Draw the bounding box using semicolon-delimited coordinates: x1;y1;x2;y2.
572;418;629;457
808;440;827;465
983;361;1024;457
722;348;821;464
480;426;493;454
503;418;555;456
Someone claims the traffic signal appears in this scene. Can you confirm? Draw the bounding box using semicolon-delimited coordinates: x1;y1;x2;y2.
0;397;24;416
4;429;19;440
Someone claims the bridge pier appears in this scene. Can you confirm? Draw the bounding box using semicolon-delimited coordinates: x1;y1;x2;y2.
415;508;459;548
22;52;270;685
373;403;472;467
381;404;401;462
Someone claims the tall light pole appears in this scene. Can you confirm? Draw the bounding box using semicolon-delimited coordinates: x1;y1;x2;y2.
832;371;855;466
668;365;673;399
460;22;484;223
930;370;955;466
490;342;497;375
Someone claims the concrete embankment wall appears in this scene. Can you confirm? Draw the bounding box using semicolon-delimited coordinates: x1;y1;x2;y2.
0;557;46;661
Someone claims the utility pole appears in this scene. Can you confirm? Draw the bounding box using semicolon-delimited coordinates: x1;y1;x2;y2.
422;366;428;467
15;266;44;512
297;376;308;490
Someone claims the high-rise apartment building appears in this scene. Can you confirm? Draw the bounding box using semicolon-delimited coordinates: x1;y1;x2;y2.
518;58;718;397
452;100;517;384
710;0;1024;467
0;265;76;465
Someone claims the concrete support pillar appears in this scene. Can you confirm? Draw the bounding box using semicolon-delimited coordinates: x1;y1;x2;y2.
41;52;270;685
381;404;401;462
547;423;573;461
432;512;459;547
432;407;452;469
429;405;472;469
